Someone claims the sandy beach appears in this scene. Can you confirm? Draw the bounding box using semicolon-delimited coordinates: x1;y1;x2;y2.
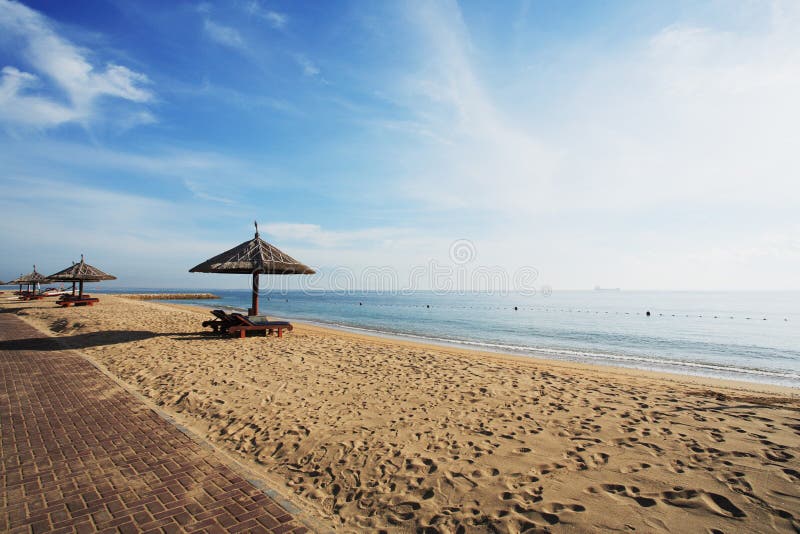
2;294;798;532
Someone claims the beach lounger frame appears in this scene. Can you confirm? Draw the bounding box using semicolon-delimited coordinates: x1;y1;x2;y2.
228;313;293;338
57;296;99;307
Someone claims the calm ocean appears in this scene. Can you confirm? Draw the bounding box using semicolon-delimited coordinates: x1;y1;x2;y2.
103;289;799;388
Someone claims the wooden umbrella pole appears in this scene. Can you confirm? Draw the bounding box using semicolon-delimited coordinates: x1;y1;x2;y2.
72;281;76;295
251;272;259;316
79;280;84;298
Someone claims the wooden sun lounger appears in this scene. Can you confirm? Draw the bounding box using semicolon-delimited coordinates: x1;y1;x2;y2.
202;309;240;333
57;297;99;307
228;313;293;338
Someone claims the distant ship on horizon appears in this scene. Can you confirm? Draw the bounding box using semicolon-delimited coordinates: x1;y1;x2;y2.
594;286;621;292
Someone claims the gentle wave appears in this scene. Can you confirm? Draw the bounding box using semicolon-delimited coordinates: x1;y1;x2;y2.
142;289;799;388
294;317;800;382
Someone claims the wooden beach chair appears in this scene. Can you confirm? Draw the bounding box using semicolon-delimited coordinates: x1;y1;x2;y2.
57;297;99;307
228;313;293;339
57;294;91;303
202;309;240;333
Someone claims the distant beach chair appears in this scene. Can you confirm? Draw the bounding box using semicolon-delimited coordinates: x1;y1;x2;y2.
228;312;293;339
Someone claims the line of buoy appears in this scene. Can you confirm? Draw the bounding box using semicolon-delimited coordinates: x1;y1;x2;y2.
267;299;787;321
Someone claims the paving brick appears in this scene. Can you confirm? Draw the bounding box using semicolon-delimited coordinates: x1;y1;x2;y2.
0;314;309;533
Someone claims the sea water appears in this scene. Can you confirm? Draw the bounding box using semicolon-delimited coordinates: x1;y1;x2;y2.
102;289;799;388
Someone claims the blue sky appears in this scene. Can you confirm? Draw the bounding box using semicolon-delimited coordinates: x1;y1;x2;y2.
1;0;798;290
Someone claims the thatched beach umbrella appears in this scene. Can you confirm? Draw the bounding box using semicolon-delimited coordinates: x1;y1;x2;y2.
8;274;24;293
48;255;117;298
190;222;315;316
17;266;51;296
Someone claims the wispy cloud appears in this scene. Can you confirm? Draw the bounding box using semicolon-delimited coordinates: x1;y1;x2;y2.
0;138;304;207
0;175;246;286
244;1;287;29
0;66;78;127
0;0;153;129
392;0;800;218
294;54;320;77
203;18;247;50
393;1;558;211
261;223;410;248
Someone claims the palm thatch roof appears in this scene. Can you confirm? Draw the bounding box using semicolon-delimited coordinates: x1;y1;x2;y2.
48;256;117;282
17;266;51;284
190;225;315;275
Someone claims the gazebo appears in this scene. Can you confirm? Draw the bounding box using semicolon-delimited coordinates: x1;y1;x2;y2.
48;255;117;299
189;222;315;316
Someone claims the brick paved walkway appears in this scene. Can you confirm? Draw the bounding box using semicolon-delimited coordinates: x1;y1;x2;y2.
0;314;311;533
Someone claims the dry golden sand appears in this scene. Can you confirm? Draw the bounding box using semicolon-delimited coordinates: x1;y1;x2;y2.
2;294;799;532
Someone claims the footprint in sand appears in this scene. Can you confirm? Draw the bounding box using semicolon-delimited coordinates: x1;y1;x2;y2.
621;462;651;474
588;484;657;508
719;471;753;494
589;452;610;467
470;467;500;478
763;448;794;463
542;502;586;515
660;488;746;519
781;468;800;482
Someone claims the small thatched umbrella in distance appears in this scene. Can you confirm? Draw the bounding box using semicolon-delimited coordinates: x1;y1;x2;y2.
48;255;117;298
190;222;315;316
8;275;24;293
17;266;51;296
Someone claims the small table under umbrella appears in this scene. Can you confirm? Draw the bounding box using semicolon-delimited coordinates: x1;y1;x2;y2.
189;222;315;316
47;255;117;299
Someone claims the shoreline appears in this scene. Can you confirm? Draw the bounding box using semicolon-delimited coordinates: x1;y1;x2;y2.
154;298;799;396
4;295;799;532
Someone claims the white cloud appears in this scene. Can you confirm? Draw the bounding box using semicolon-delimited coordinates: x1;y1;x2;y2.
343;0;800;289
0;66;79;126
264;11;287;29
390;2;560;211
203;19;247;50
0;138;305;206
0;175;251;287
389;0;800;219
0;0;153;128
294;54;320;77
183;178;235;204
244;1;287;29
261;222;410;248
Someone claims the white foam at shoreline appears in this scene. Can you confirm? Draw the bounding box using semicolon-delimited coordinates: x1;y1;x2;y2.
293;317;800;385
